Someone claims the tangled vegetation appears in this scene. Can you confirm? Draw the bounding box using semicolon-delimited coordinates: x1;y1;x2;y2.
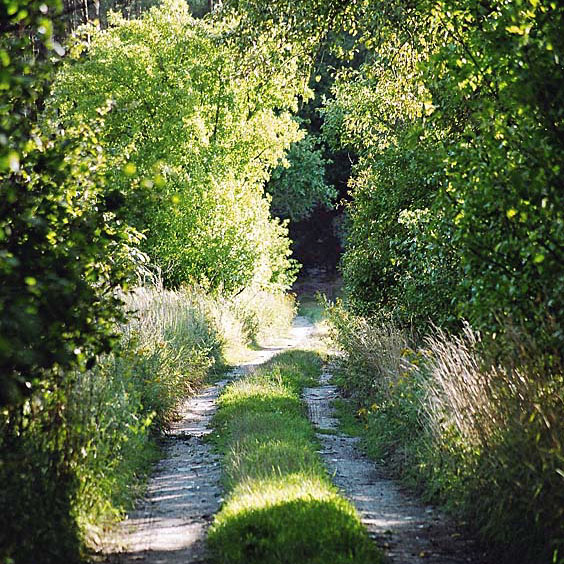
323;0;564;348
50;0;305;291
328;303;563;563
320;4;564;558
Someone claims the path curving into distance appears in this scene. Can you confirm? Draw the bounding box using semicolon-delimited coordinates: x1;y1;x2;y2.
101;316;487;564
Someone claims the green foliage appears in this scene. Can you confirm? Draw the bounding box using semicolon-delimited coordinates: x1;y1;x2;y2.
68;286;223;540
0;388;83;563
1;0;140;403
0;0;63;169
323;0;564;348
334;139;457;326
298;296;326;325
0;118;143;406
327;304;564;563
50;0;304;292
0;113;141;563
268;132;336;221
208;350;379;564
1;282;294;562
2;1;315;561
1;5;141;559
0;286;218;562
1;3;142;561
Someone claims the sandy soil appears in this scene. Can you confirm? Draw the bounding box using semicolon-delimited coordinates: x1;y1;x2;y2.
304;366;490;564
99;318;313;564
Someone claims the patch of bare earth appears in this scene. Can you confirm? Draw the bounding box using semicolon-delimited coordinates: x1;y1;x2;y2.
304;367;490;564
99;318;313;564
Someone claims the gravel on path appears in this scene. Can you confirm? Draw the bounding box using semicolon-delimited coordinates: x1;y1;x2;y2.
100;318;313;564
304;367;489;564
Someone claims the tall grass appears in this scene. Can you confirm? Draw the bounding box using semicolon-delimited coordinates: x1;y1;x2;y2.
225;286;296;346
327;302;564;564
68;285;224;546
1;283;296;563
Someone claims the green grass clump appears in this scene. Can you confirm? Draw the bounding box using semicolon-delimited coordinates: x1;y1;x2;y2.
208;350;379;564
298;297;326;324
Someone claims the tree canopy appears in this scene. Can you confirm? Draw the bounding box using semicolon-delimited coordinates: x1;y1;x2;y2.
320;0;563;348
50;0;309;291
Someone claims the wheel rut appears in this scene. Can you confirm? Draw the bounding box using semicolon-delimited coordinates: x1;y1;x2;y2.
304;368;489;564
99;318;313;564
100;317;486;564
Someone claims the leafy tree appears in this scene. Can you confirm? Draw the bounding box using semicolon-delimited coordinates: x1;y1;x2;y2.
51;0;305;292
268;132;336;222
1;2;141;562
323;0;564;347
0;0;139;409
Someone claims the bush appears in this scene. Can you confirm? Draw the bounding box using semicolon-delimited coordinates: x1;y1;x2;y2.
327;303;564;563
49;0;305;293
323;1;564;349
0;3;142;560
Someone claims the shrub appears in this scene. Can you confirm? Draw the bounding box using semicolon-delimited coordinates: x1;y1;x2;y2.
0;3;141;560
49;0;305;293
323;1;564;349
268;132;336;222
327;303;564;563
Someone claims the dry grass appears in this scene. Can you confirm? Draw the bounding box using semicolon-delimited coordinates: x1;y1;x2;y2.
326;300;413;399
327;302;564;562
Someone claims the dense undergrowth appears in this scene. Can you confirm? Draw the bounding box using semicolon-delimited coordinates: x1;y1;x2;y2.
327;303;564;564
0;284;294;563
208;349;379;564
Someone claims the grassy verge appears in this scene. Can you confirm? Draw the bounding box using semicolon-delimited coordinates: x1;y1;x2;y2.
327;302;564;564
0;284;295;563
208;350;379;564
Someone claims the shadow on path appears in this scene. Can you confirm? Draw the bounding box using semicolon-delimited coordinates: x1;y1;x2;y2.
99;318;314;564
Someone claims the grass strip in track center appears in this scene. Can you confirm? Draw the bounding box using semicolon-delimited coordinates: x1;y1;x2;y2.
208;350;380;564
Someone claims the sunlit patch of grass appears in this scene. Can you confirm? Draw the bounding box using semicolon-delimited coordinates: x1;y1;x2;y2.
208;350;379;564
260;349;324;388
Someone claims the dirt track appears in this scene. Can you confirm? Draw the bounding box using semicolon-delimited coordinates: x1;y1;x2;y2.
101;318;313;564
101;316;486;564
304;366;488;564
